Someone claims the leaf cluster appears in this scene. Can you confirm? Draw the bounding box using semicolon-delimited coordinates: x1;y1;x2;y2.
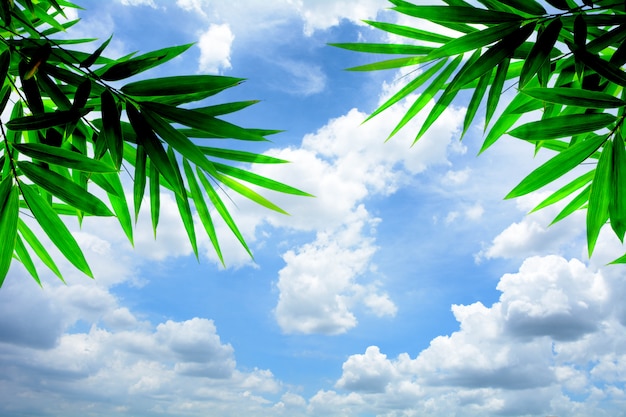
0;0;310;285
334;0;626;260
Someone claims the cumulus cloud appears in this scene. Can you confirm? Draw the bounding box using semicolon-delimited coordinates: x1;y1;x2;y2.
312;255;626;417
198;23;235;73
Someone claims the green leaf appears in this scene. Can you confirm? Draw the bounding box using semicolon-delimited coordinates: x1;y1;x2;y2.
498;0;546;15
198;147;288;164
214;162;313;197
101;89;123;169
329;43;434;55
587;138;613;256
388;55;463;140
362;20;453;44
569;41;626;86
183;159;223;266
462;68;491;138
530;170;594;213
345;56;430;72
392;5;523;24
18;218;64;281
427;21;521;60
14;234;41;287
18;161;113;216
485;57;509;130
127;104;180;195
217;173;288;214
149;161;160;238
610;132;626;241
0;178;18;286
508;113;616;140
99;43;194;81
522;87;626;108
12;143;116;172
550;185;591;225
197;168;252;258
20;184;93;278
519;18;562;88
6;108;90;130
167;150;197;259
544;0;570;10
506;134;607;199
80;35;112;68
134;145;147;222
121;75;245;97
141;101;266;141
365;59;448;122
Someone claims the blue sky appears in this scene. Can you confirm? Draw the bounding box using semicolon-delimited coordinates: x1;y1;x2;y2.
1;1;626;416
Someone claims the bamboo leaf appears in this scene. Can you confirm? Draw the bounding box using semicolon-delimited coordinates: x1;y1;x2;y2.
121;75;244;97
485;58;509;130
214;162;313;197
508;113;616;140
519;18;562;88
101;89;123;169
550;185;591;225
183;158;223;265
17;218;64;281
7;108;90;130
530;170;594;213
167;150;197;259
18;161;113;216
392;5;522;24
198;147;289;164
329;43;434;55
12;143;116;172
134;145;147;222
363;20;453;44
197;168;252;258
587;138;613;256
610;132;626;240
99;43;194;81
462;68;491;138
80;35;112;68
20;184;93;278
14;234;41;287
506;134;607;199
0;178;18;286
522;87;626;108
149;161;160;238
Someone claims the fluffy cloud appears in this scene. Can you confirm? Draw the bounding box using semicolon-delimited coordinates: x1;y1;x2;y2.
311;255;626;417
198;23;235;73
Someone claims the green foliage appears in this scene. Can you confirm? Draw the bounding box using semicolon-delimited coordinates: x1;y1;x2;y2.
0;0;310;285
336;0;626;260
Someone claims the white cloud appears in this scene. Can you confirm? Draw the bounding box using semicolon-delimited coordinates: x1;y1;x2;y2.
198;23;235;73
119;0;156;7
295;0;388;35
312;255;626;417
272;59;327;95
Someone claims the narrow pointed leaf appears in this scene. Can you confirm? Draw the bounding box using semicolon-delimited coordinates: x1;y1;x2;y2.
18;161;113;216
0;179;18;286
20;184;93;278
393;6;522;24
121;75;244;97
522;87;626;108
330;43;433;55
519;18;562;88
183;159;223;265
587;139;613;256
217;174;288;214
167;150;197;259
100;44;194;81
508;113;616;140
12;143;116;172
15;234;41;287
101;89;123;169
363;20;453;44
530;170;594;213
80;35;112;68
6;108;90;130
506;134;607;199
485;58;510;129
198;147;289;164
463;68;491;138
610;133;626;240
149;161;160;238
214;163;313;196
550;185;591;225
197;168;252;258
134;145;147;222
17;218;63;281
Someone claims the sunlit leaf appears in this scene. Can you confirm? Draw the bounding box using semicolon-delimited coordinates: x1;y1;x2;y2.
508;113;616;140
507;134;607;199
167;149;197;259
610;132;626;240
363;20;453;44
214;162;313;197
587;138;613;256
522;87;626;108
121;75;244;97
530;170;594;213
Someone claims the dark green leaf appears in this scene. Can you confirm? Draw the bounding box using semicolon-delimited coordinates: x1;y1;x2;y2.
18;161;113;216
101;89;123;169
393;5;523;24
519;18;562;88
134;145;147;222
99;43;194;81
12;143;116;172
80;35;112;68
485;58;509;130
20;184;93;278
121;75;244;97
7;108;90;130
330;43;434;55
